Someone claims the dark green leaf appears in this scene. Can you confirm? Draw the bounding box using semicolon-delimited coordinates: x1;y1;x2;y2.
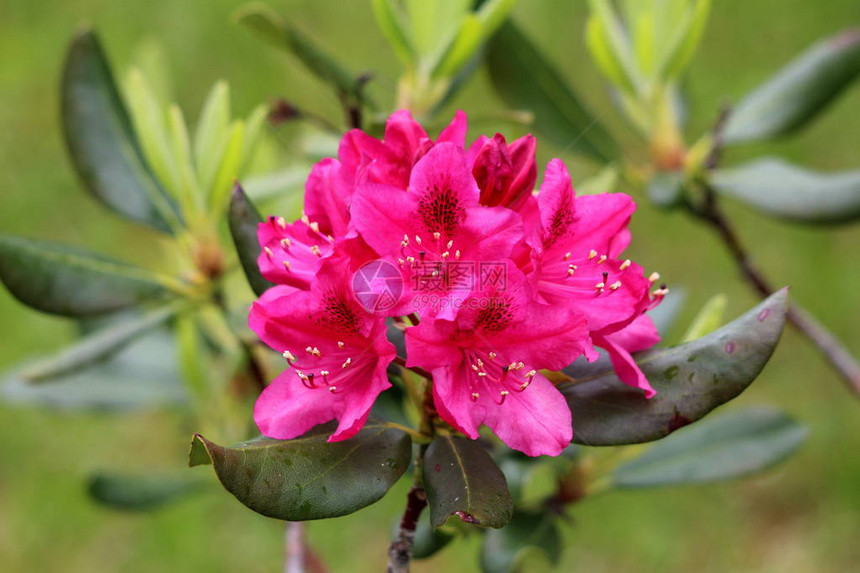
480;511;562;573
228;184;274;296
560;289;788;446
723;28;860;144
88;471;207;510
612;406;807;487
2;330;187;411
0;235;178;317
711;158;860;224
188;420;411;521
486;22;618;162
22;303;182;381
234;3;370;105
62;29;181;232
423;435;513;528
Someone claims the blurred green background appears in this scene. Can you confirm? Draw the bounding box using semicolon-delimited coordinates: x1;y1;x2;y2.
1;1;859;571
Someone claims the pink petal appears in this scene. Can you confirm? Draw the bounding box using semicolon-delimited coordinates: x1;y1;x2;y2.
304;158;352;238
435;110;468;148
257;217;333;289
594;316;660;398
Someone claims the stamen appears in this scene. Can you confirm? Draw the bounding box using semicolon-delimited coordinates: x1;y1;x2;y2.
454;250;461;260
337;341;345;349
301;213;310;225
342;357;352;368
518;380;531;391
488;352;497;360
310;245;322;257
595;282;605;289
597;255;607;264
477;372;487;377
470;392;480;402
564;252;572;260
328;386;337;393
525;370;537;378
446;240;454;249
609;280;622;290
588;249;597;260
280;238;292;249
649;271;661;283
282;260;291;271
309;221;320;233
432;232;441;241
471;364;480;371
476;358;484;368
414;235;422;245
282;350;296;362
441;251;449;259
319;370;330;377
274;216;286;229
620;259;631;270
264;246;273;258
497;390;510;405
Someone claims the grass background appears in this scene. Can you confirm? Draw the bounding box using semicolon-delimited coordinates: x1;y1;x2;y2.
1;0;859;571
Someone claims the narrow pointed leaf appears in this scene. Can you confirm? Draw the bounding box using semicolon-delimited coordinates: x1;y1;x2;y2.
723;28;860;144
228;184;274;296
372;0;415;65
486;22;618;162
480;511;562;573
611;406;807;487
22;303;182;381
0;236;178;316
62;30;181;232
423;435;513;528
88;471;207;510
2;330;187;411
234;3;369;104
560;289;788;446
680;293;727;343
711;158;860;224
188;420;411;521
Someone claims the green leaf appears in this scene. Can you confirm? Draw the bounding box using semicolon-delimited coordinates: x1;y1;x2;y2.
480;511;562;573
723;28;860;144
210;120;246;212
2;330;187;411
234;3;369;104
611;406;807;487
188;420;411;521
710;158;860;224
660;0;711;79
431;0;518;79
242;167;308;201
228;184;275;296
21;303;182;381
62;30;181;233
587;0;640;93
372;0;415;66
0;236;179;317
423;435;513;529
646;170;684;208
576;164;619;195
486;22;618;162
88;471;207;510
681;293;727;343
193;81;231;193
559;289;788;446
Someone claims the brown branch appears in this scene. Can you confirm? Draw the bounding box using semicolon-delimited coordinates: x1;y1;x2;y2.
693;191;860;397
284;522;330;573
387;484;428;573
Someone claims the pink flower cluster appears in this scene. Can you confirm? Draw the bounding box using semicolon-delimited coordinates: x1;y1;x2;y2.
250;111;663;457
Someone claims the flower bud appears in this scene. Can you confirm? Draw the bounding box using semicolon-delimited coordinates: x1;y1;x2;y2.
472;133;537;210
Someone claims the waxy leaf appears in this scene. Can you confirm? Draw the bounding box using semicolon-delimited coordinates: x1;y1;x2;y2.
560;289;788;446
480;511;562;573
22;303;182;381
423;435;513;528
612;406;807;487
711;158;860;224
62;30;181;233
723;28;860;144
88;471;207;510
486;22;618;162
2;330;187;411
189;420;411;521
0;236;177;317
228;184;274;296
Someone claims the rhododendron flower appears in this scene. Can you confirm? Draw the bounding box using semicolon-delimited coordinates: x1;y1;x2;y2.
250;258;396;441
406;268;590;456
249;109;662;456
351;142;523;318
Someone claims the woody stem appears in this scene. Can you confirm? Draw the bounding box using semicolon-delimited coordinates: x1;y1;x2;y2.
386;381;435;572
